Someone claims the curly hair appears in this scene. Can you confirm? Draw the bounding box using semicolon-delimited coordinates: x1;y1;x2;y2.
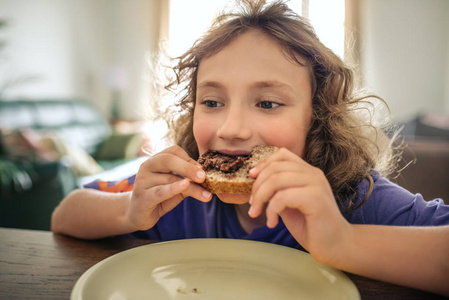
164;0;398;209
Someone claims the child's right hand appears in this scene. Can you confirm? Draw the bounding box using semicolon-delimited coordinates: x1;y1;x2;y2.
125;145;212;231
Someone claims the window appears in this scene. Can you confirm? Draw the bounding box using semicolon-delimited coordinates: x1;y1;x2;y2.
167;0;345;58
307;0;345;58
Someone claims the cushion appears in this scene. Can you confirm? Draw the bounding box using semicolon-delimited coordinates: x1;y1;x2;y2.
94;132;142;161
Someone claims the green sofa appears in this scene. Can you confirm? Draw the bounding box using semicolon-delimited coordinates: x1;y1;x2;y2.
0;99;141;230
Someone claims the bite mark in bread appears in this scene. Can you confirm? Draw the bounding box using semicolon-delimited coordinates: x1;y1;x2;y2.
198;145;278;194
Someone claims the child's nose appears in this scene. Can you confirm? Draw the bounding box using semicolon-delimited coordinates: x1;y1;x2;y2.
216;106;251;141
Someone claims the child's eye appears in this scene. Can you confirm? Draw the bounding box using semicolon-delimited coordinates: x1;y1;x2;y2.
258;101;281;110
202;100;223;108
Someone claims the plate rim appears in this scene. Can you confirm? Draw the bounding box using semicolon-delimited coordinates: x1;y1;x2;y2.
71;238;360;300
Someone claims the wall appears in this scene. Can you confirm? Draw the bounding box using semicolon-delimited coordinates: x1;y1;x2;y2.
2;0;448;123
0;0;75;98
0;0;162;121
357;0;449;123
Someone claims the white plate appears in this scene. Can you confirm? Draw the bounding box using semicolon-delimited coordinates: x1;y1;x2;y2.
71;238;360;300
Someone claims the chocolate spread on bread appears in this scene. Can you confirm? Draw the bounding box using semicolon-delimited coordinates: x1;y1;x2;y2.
198;150;251;173
198;146;278;194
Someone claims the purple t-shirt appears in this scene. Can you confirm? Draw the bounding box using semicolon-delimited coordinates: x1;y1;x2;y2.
121;171;449;249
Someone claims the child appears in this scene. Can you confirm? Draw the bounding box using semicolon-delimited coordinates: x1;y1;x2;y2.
52;0;449;296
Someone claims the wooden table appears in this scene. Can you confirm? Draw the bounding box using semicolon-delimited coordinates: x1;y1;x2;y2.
0;227;447;299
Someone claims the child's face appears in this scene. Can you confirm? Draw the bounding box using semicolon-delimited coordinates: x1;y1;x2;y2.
193;29;313;204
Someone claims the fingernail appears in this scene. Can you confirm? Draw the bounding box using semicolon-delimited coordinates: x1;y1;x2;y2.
248;205;255;216
197;170;205;180
249;167;257;177
202;190;211;200
249;196;253;205
178;179;188;187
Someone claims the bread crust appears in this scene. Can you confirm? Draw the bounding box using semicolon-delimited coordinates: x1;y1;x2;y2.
199;145;278;194
200;180;254;194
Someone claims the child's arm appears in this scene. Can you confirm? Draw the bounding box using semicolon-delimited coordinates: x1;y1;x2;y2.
333;224;449;296
51;146;212;239
51;189;135;239
249;147;449;296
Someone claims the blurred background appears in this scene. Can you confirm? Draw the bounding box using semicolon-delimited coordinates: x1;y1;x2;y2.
0;0;448;230
1;0;448;121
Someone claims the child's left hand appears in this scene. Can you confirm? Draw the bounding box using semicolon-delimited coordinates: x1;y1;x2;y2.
248;147;352;262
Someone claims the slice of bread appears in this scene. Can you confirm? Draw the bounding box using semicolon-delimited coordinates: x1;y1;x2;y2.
199;145;278;194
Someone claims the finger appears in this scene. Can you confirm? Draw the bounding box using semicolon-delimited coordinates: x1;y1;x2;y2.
266;209;280;228
148;179;192;221
140;150;205;184
264;189;293;228
266;184;330;219
251;157;325;201
250;188;294;228
162;145;203;168
251;167;327;217
249;147;303;177
253;171;305;202
252;161;308;192
265;188;310;229
249;165;307;218
150;178;191;202
145;173;211;202
143;151;198;175
136;172;193;191
179;182;212;202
